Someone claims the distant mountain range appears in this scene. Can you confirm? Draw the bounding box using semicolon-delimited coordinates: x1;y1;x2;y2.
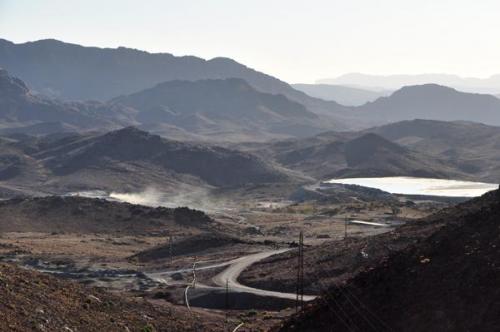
0;68;136;132
247;129;465;181
4;118;498;199
292;83;391;106
0;38;347;118
0;69;336;141
3;65;500;141
318;73;500;94
249;119;500;182
1;38;500;139
363;119;500;181
0;127;292;197
355;84;500;126
8;119;499;203
112;78;330;141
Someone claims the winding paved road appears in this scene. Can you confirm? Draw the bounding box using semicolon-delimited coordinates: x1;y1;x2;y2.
212;248;316;301
148;249;317;301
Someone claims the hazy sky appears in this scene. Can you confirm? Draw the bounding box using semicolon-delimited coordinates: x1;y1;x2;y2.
1;0;499;83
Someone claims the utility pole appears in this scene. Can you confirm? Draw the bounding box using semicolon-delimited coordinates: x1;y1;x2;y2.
296;231;304;313
169;235;173;266
344;216;348;244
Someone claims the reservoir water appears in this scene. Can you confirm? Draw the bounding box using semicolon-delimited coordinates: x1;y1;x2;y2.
325;177;498;197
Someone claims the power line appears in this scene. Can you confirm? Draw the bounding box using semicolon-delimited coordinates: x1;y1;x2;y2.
319;236;394;331
225;278;229;331
294;230;388;331
293;231;357;331
306;268;357;332
308;244;393;332
341;284;394;331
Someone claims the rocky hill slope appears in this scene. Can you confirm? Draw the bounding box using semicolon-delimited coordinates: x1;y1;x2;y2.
245;119;500;182
0;126;293;196
0;68;340;141
246;131;466;180
0;68;136;132
37;127;288;187
0;262;218;331
276;189;500;331
0;196;212;235
364;119;500;182
113;78;329;140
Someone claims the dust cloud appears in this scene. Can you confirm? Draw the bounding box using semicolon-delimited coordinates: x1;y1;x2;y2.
109;186;230;212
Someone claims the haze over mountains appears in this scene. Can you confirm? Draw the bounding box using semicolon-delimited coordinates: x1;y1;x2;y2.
292;83;391;106
0;38;347;119
1;38;500;137
355;84;500;126
112;78;329;140
319;72;500;94
0;68;335;141
0;37;500;187
0;68;136;132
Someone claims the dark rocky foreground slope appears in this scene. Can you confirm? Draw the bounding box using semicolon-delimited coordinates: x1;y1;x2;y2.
0;263;219;331
276;190;500;332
